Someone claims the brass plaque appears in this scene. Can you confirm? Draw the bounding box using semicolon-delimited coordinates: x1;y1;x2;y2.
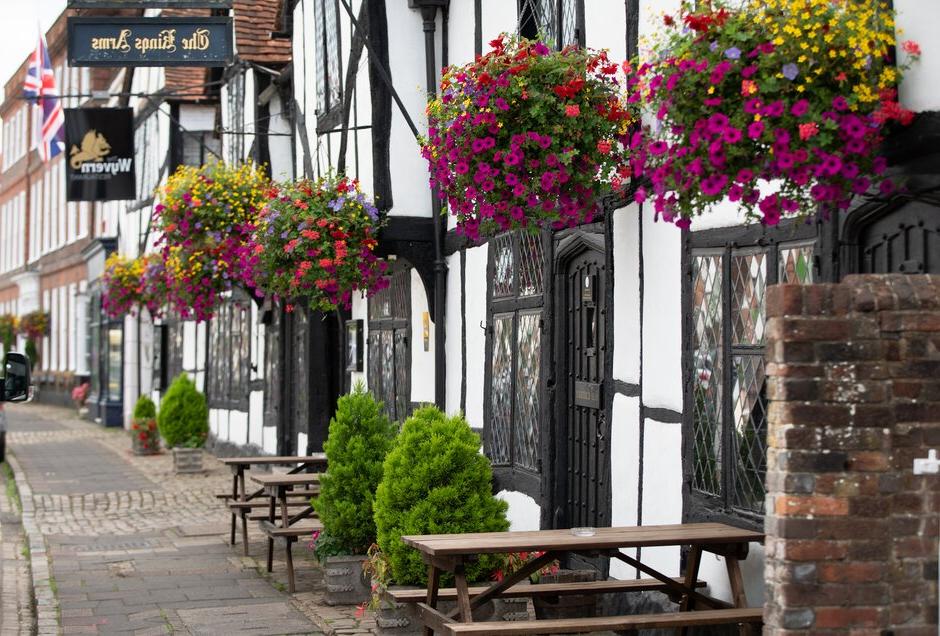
574;380;601;409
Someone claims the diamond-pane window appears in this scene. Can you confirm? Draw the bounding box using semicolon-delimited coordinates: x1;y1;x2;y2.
689;229;816;520
779;243;815;284
692;254;723;497
518;0;581;49
487;232;545;475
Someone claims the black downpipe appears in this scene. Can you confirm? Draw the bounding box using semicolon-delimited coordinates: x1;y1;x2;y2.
421;6;448;410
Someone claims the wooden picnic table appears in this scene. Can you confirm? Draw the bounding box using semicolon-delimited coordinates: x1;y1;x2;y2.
249;472;323;593
219;454;327;554
401;522;764;636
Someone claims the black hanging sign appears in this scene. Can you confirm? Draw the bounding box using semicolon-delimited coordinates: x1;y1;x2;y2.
67;17;233;67
68;1;231;7
65;108;136;202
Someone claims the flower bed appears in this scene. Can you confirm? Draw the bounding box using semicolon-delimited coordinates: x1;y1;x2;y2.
422;34;634;240
631;0;918;227
153;162;270;322
246;176;388;311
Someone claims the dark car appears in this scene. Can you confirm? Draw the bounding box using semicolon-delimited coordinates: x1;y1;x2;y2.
0;352;32;460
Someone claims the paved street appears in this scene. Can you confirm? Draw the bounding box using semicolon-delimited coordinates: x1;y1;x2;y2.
0;403;360;635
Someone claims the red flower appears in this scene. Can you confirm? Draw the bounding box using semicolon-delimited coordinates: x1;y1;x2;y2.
663;14;675;26
596;139;612;154
565;104;580;117
902;40;921;57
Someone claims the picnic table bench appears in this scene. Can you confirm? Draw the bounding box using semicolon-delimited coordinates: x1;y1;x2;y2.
250;472;324;593
218;454;327;554
401;522;764;636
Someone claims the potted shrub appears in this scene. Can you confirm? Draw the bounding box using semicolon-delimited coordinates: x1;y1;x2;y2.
130;394;160;456
630;0;920;228
157;373;209;473
311;383;397;605
421;34;634;240
245;175;389;311
368;406;510;633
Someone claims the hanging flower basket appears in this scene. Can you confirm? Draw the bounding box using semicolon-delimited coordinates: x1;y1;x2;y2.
246;176;389;312
18;310;49;341
0;314;17;351
422;34;635;240
631;0;920;227
153;161;270;322
102;253;145;318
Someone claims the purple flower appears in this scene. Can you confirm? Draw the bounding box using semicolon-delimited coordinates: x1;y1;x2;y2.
724;47;741;60
723;127;742;144
832;95;849;111
534;42;551;56
782;63;799;80
790;99;810;117
634;186;647;204
747;121;765;140
700;174;728;197
709;41;719;52
649;141;669;156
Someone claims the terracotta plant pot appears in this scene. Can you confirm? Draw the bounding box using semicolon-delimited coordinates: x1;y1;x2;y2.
324;554;371;606
172;447;204;473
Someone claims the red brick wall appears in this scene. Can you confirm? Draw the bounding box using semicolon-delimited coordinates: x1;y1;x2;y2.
764;275;940;635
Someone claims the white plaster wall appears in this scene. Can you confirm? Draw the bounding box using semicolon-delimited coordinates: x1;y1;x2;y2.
445;253;462;414
183;321;197;371
298;431;308;455
479;0;518;49
496;490;540;531
268;93;295;181
463;244;488;429
639;0;681;55
640;419;683;577
263;425;278;455
585;0;627;60
210;408;220;437
609;393;641;580
447;0;476;69
641;208;682;411
229;410;248;447
249;390;264;447
895;1;940;112
612;206;640;385
411;268;436;404
122;314;139;427
350;291;369;388
385;2;434;218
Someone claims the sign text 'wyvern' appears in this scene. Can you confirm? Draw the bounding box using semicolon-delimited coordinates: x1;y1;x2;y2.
65;108;136;202
67;17;233;67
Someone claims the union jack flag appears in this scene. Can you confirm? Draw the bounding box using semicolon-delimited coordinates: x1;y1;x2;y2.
23;33;65;162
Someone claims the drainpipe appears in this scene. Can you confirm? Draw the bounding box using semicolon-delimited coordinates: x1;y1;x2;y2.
416;2;449;410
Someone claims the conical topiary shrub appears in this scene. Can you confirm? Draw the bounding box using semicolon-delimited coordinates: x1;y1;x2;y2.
315;382;397;556
373;406;509;586
158;373;208;448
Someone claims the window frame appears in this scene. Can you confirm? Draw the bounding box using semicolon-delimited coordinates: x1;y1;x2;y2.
682;220;819;531
517;0;585;49
312;0;344;130
483;231;550;499
206;294;252;412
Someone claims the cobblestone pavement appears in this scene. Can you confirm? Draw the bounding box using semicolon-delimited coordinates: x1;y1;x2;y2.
1;456;35;633
4;403;374;636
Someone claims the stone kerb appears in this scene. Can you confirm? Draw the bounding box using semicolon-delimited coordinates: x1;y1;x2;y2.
764;274;940;635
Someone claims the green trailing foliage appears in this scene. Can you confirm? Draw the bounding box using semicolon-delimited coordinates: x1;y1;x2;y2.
313;383;397;558
133;394;157;420
373;406;509;585
157;373;208;448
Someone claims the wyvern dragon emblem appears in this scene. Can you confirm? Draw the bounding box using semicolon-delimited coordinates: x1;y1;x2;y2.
69;130;111;169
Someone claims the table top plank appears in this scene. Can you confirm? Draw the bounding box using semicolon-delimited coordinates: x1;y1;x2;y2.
219;454;327;466
249;473;322;487
402;523;763;556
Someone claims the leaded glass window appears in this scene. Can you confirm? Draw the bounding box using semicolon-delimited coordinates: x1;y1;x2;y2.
207;295;251;411
368;269;411;422
689;232;817;520
313;0;342;116
486;232;546;475
518;0;582;49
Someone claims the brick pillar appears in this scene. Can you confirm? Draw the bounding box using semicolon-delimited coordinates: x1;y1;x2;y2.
764;274;940;635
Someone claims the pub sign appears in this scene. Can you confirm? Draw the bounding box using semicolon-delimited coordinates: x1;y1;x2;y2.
65;108;136;202
67;17;234;67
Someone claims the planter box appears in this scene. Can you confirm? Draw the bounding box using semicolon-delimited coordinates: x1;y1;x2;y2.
532;569;598;621
172;447;204;473
375;586;500;636
324;554;370;606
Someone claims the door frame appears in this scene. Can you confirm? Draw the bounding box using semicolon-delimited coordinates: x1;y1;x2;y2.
548;227;612;531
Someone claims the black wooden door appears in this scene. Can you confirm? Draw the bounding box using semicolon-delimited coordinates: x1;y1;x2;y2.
561;248;610;531
858;201;940;274
280;306;309;455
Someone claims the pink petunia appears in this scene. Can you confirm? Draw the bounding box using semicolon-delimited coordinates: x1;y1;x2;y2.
565;104;580;117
